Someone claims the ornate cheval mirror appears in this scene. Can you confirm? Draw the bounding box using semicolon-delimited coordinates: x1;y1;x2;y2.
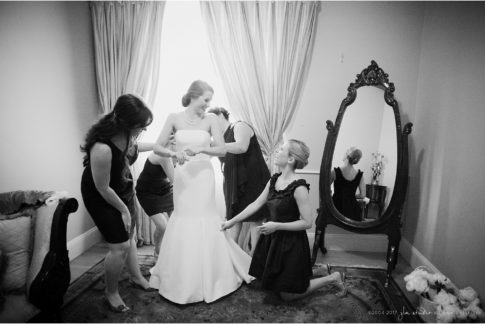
312;60;413;286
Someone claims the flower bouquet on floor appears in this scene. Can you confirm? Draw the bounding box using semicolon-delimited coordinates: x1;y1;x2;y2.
404;266;484;323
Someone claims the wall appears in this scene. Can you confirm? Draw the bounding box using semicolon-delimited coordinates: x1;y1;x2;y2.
0;2;99;249
403;1;485;301
286;1;424;235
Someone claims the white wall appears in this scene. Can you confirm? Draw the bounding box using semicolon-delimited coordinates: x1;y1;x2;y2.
403;1;485;301
0;2;99;244
286;1;424;232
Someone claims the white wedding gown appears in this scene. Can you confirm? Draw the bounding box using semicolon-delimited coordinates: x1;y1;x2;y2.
149;129;253;304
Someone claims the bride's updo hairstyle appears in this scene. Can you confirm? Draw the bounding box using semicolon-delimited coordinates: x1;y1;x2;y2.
181;80;214;107
288;139;310;170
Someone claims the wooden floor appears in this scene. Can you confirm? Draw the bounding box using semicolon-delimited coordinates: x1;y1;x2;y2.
69;241;420;308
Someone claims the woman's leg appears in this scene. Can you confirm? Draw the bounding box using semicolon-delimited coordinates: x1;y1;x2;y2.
104;241;130;307
279;272;346;301
125;236;150;289
150;212;169;257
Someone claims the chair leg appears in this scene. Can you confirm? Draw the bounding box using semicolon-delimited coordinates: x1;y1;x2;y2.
311;230;326;265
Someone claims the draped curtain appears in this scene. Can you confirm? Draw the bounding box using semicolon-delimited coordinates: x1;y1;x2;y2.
200;1;320;170
90;1;165;245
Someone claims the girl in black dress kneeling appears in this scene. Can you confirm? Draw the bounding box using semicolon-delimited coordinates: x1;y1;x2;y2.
221;139;346;301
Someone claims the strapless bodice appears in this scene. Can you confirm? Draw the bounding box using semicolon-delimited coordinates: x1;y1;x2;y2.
175;129;211;161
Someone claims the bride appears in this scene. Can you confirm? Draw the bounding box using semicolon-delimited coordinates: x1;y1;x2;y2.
150;80;253;304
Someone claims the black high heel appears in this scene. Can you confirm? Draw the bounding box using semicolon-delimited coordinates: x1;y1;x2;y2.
103;295;130;313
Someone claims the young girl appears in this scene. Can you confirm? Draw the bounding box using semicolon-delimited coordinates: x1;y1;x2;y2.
221;139;346;300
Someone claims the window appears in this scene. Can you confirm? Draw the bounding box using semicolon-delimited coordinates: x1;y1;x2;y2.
143;1;230;143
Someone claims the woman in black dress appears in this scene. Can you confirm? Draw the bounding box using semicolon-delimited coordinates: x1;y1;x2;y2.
207;107;270;255
135;152;174;258
80;94;154;313
331;147;366;221
221;139;346;300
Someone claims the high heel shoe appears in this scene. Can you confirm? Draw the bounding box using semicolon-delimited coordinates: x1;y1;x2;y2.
335;271;348;297
103;295;130;313
129;279;157;292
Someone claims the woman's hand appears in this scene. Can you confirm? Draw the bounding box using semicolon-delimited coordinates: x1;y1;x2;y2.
184;146;203;156
173;151;187;165
121;209;131;233
221;220;235;231
258;221;279;235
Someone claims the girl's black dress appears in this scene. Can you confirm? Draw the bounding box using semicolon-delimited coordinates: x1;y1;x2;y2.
81;140;135;244
219;121;270;221
332;167;363;221
249;173;312;293
135;158;174;216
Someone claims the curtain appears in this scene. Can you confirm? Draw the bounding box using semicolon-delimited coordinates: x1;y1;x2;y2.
90;1;165;245
90;1;165;110
200;1;319;170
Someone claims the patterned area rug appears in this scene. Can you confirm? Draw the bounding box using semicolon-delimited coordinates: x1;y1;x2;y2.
61;255;419;323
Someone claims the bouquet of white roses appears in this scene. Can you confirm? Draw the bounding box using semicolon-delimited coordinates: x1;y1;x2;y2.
404;266;484;322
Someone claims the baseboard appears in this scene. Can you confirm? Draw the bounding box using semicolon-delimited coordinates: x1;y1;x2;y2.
67;227;102;261
307;232;388;253
399;237;441;274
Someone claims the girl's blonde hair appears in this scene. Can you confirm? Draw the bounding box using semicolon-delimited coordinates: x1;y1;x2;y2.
288;139;310;170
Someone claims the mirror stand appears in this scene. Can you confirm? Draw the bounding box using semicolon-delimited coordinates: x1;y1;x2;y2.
311;61;413;286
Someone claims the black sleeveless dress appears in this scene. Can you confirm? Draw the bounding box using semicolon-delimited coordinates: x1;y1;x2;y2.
81;140;135;243
249;173;313;293
332;167;363;221
219;121;270;221
135;158;174;216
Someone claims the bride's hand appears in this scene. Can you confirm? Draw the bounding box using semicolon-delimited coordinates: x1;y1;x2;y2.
173;151;187;165
221;220;234;231
184;146;202;156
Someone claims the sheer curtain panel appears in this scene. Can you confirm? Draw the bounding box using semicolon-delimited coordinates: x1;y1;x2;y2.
200;1;320;169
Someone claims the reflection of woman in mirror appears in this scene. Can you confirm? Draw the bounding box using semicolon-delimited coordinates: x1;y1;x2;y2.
331;147;366;221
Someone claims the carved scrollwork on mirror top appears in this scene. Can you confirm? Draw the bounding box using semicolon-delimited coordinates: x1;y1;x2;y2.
313;60;413;285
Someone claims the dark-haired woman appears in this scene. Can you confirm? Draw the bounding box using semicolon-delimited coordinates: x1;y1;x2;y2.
207;107;270;255
331;147;366;221
222;140;346;301
80;94;154;313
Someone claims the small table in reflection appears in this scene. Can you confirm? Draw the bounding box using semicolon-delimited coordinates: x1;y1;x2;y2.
365;184;387;219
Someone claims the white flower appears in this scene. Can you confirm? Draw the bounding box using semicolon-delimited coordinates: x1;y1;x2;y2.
405;266;485;323
458;287;478;304
434;291;457;306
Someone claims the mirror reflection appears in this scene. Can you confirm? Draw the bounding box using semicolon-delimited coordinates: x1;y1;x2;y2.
331;86;397;222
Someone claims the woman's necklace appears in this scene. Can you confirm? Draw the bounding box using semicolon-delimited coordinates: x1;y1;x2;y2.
184;110;200;126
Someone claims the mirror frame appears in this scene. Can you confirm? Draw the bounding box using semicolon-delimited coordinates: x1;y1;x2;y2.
314;61;413;285
319;60;413;231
